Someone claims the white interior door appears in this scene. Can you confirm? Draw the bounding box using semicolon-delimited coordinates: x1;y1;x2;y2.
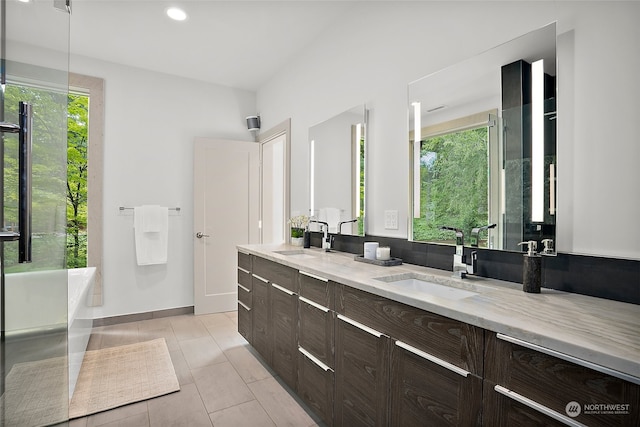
261;133;287;244
193;138;259;315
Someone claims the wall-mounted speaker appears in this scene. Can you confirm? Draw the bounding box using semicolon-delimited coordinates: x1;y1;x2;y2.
246;115;261;132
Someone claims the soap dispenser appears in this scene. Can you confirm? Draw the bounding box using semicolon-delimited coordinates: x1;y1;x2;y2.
303;226;311;248
518;240;541;293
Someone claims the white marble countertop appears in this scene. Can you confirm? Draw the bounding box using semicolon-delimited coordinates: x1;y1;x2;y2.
238;243;640;380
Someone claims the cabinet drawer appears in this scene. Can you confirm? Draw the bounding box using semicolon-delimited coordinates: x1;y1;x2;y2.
271;284;298;390
253;256;297;292
299;296;334;368
299;270;334;309
238;284;251;308
252;276;271;363
334;314;390;427
485;332;640;426
391;341;482;426
337;284;483;376
237;268;252;291
238;251;251;271
297;348;334;426
237;301;252;344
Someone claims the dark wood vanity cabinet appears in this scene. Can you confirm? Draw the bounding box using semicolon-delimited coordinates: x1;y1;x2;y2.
237;252;252;343
334;313;391;427
390;342;483;426
297;271;336;426
270;280;298;389
484;331;640;427
250;271;271;363
241;255;298;390
238;252;639;427
337;284;484;427
252;256;299;390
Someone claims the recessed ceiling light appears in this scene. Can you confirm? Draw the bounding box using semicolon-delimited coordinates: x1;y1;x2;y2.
166;7;187;21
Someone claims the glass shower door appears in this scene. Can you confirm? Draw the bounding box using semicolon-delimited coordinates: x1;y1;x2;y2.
1;0;71;424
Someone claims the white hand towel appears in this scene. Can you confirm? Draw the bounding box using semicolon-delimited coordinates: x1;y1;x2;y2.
134;205;169;265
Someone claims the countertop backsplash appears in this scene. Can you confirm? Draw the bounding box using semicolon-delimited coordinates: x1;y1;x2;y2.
308;232;640;305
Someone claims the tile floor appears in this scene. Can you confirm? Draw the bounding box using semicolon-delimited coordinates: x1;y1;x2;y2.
66;311;323;427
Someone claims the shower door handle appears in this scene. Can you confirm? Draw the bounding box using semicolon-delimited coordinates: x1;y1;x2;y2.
18;102;33;263
0;103;32;251
196;232;210;239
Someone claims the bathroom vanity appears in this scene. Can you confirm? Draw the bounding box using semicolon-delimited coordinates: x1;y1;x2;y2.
237;244;640;426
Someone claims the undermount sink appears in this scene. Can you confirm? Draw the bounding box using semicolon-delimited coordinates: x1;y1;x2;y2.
374;273;478;301
273;249;316;259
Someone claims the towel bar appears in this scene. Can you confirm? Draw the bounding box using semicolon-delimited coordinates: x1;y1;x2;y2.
119;206;181;211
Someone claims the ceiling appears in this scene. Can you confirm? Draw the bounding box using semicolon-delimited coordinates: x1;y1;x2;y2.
69;0;359;91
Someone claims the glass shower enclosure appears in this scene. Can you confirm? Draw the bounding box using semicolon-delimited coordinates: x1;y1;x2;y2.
1;0;71;424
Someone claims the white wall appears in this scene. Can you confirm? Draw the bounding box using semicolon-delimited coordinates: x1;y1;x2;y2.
257;1;640;260
70;55;256;318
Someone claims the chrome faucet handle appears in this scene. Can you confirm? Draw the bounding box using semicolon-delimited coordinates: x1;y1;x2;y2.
470;223;496;247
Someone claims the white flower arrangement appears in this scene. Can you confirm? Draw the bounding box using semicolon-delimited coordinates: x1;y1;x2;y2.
289;215;309;238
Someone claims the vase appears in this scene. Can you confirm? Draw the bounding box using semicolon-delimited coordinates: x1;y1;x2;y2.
291;237;304;246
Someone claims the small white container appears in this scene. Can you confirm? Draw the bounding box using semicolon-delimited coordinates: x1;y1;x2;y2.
376;246;391;261
364;242;379;260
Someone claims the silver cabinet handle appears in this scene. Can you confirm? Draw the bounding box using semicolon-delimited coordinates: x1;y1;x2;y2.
238;301;250;311
238;284;250;293
299;346;333;372
299;296;329;313
337;314;383;338
271;283;296;296
237;266;250;274
252;274;269;283
496;333;640;385
300;270;329;282
395;340;470;378
196;232;210;238
494;385;587;427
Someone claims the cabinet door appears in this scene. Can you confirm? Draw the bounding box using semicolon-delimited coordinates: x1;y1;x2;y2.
298;348;334;426
334;314;390;427
485;332;640;427
336;284;483;376
391;340;482;427
237;300;252;343
299;296;334;368
251;273;271;363
271;282;298;390
483;380;570;427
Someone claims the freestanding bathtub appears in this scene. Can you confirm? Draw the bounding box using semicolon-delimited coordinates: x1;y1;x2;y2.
4;267;96;398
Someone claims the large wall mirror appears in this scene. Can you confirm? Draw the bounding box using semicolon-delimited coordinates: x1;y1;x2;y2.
309;105;366;236
409;22;557;253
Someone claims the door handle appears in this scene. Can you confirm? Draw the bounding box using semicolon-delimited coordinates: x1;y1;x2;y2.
18;102;33;263
196;232;210;239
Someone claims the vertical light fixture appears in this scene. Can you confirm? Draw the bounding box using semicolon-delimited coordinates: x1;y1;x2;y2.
412;102;422;219
354;123;362;217
309;139;315;217
531;59;544;222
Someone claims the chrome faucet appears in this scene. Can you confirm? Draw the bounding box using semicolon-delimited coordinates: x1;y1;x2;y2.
440;226;478;279
470;223;496;248
337;218;358;235
310;220;333;251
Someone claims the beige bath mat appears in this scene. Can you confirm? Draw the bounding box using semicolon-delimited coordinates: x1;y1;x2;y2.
1;356;69;427
69;338;180;418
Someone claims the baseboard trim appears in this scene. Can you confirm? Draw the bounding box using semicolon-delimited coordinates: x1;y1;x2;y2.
92;306;195;327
